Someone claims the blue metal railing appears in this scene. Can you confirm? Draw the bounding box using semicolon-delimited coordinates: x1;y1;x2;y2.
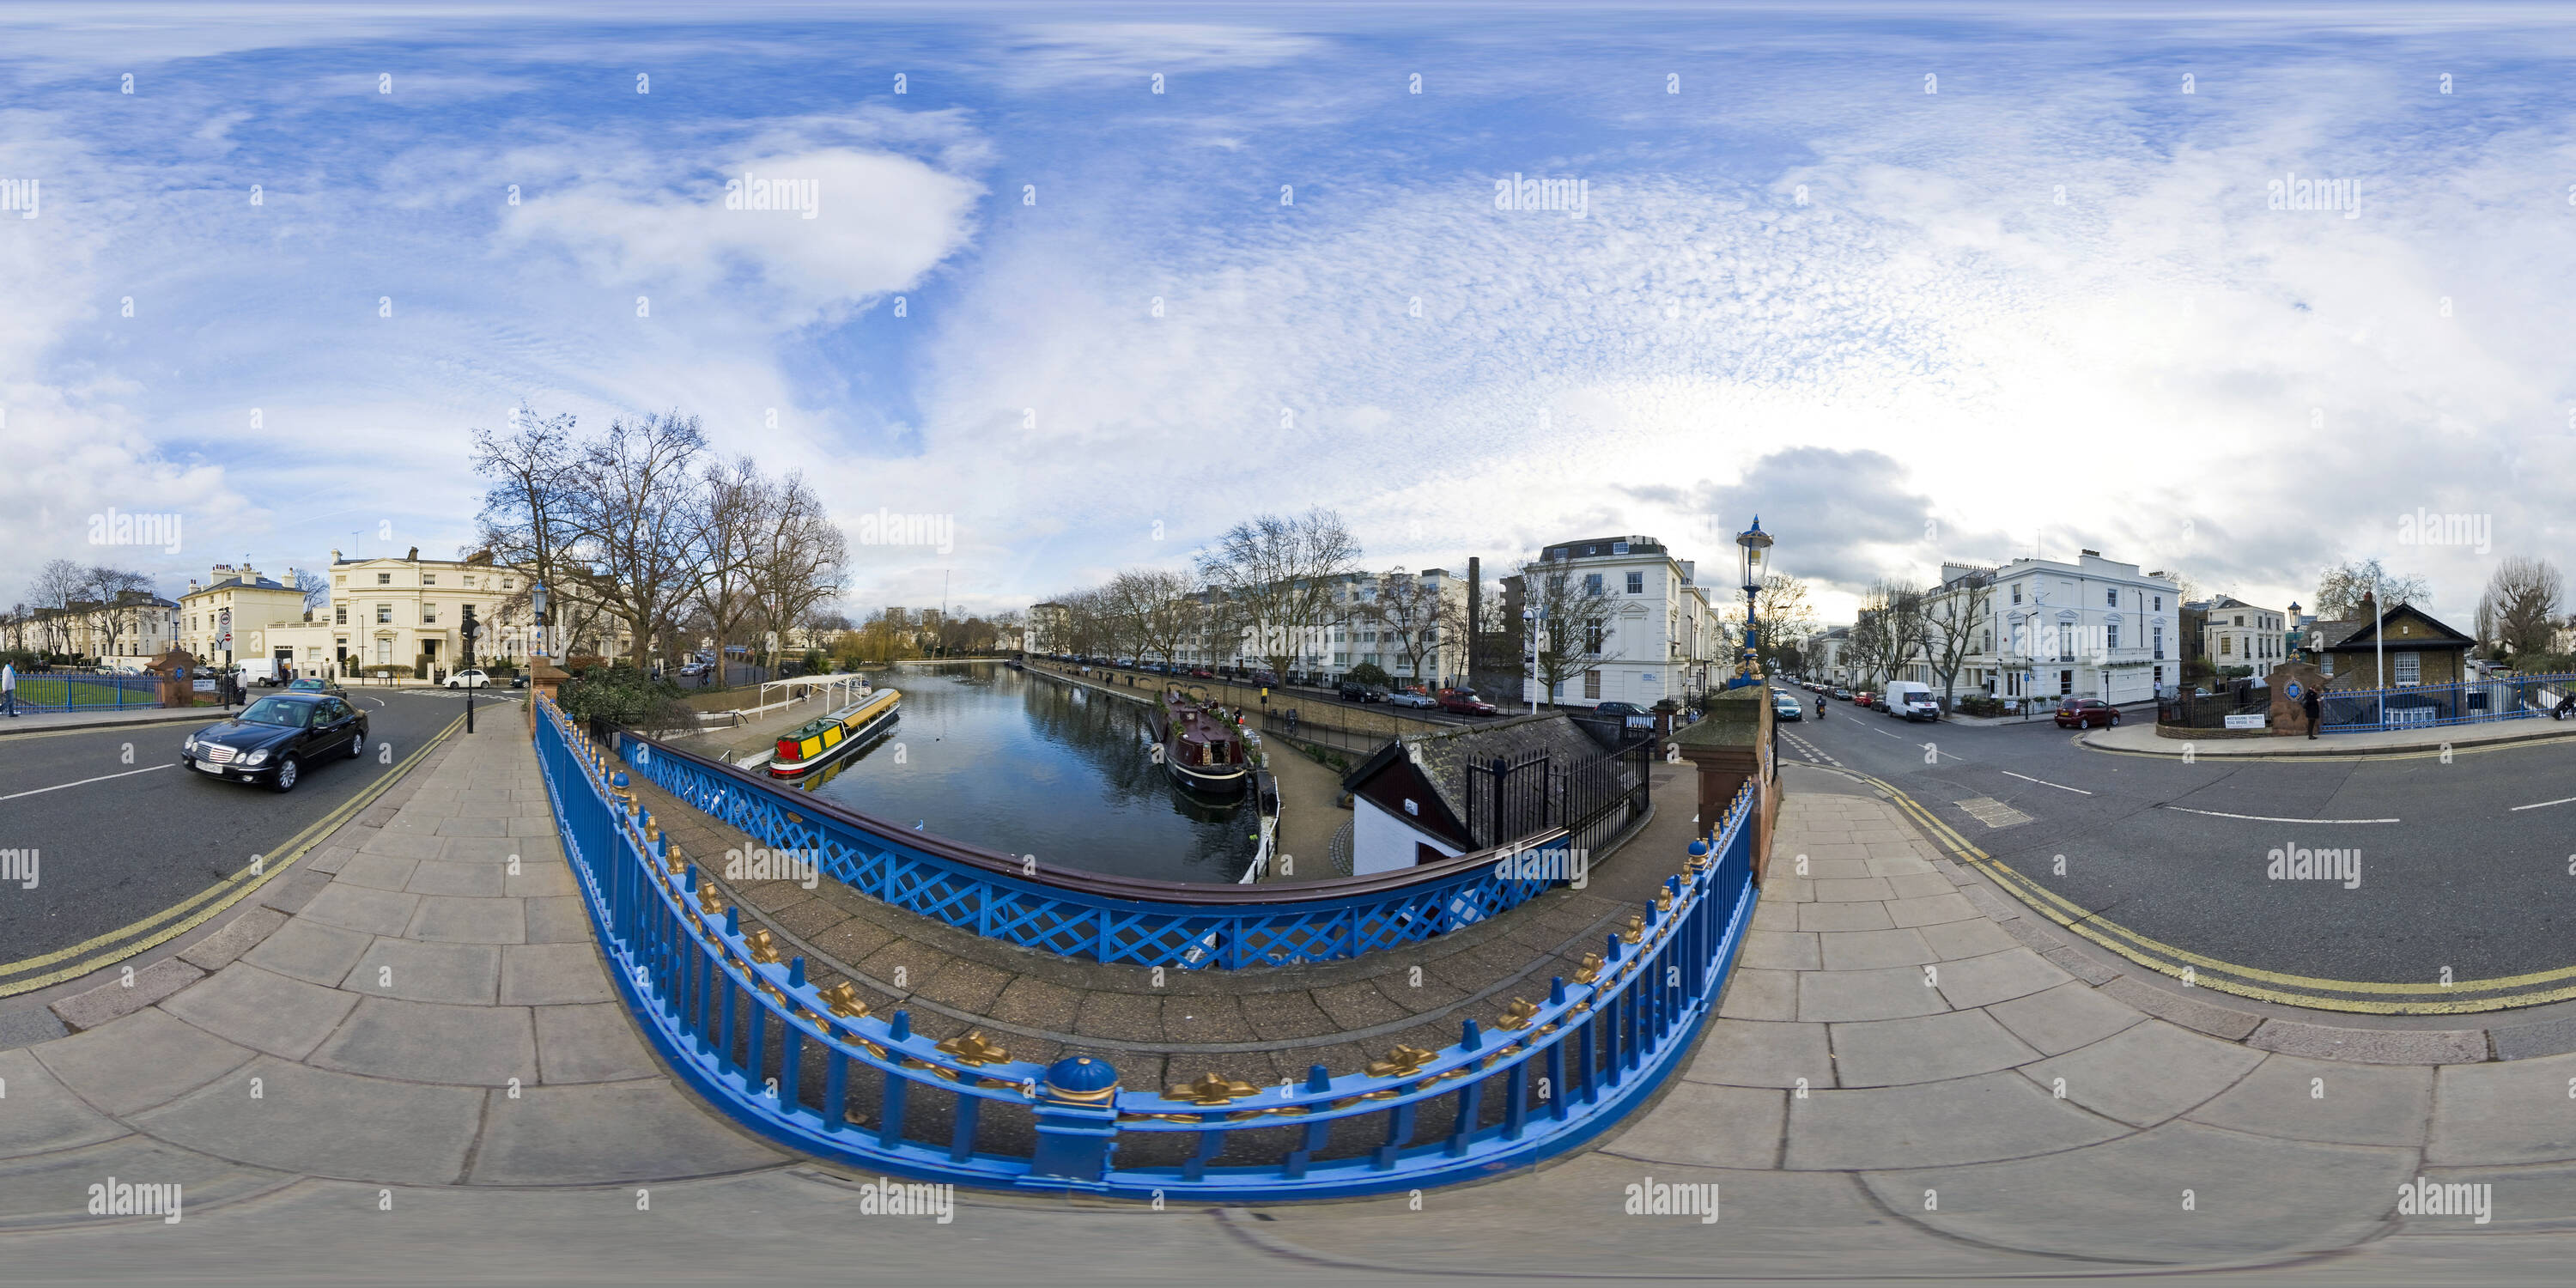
535;696;1760;1200
10;671;167;714
609;726;1595;970
2319;672;2576;732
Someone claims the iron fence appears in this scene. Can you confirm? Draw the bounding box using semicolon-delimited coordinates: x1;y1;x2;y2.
7;671;168;714
2319;673;2576;732
1258;708;1393;759
2156;683;2274;730
535;694;1759;1200
1461;740;1654;856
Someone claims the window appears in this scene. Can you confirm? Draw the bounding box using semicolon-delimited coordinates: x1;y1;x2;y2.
1586;624;1605;655
335;606;347;625
422;574;436;586
1981;629;1992;653
1583;669;1602;699
502;579;514;590
2153;626;2164;659
2395;652;2420;685
2106;588;2118;607
1584;573;1603;595
2153;594;2162;611
2011;584;2023;605
2059;669;2075;695
2220;636;2232;656
1625;572;1643;594
376;639;392;664
2321;653;2335;677
2106;625;2120;649
377;573;392;585
375;604;392;623
2057;623;2075;659
422;605;437;625
2233;615;2244;626
2154;665;2164;685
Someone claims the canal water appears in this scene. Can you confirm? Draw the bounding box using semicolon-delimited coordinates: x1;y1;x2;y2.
795;661;1260;884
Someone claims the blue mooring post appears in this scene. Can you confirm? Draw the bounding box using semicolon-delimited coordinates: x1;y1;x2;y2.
1026;1054;1121;1190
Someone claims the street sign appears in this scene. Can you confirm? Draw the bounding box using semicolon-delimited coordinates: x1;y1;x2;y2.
2286;682;2303;699
2224;714;2265;730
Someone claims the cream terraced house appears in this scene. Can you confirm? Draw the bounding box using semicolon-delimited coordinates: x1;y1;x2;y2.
2202;595;2291;673
269;548;589;677
1914;550;2179;706
179;564;312;667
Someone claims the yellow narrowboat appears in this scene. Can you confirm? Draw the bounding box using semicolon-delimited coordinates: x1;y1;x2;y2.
769;688;901;777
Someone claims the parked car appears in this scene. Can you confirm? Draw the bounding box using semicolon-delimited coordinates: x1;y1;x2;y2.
1772;692;1804;721
1850;690;1874;709
510;673;530;689
284;677;348;698
445;667;494;690
1337;680;1388;703
1592;701;1649;718
1188;668;1215;679
680;661;708;677
182;692;368;793
1386;690;1438;709
1251;671;1282;687
1437;688;1499;716
2055;697;2121;728
1831;686;1852;702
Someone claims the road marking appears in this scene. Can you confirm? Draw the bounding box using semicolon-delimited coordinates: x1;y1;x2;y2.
2001;770;2092;795
0;763;173;802
0;709;467;998
2160;805;2399;824
1954;797;2032;829
1820;765;2576;1012
2511;796;2576;812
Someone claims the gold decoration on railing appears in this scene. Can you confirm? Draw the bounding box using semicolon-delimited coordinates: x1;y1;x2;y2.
1654;888;1674;914
934;1030;1010;1066
665;841;687;877
1619;914;1645;945
696;884;726;918
744;927;783;964
1364;1044;1437;1079
1572;951;1603;985
1166;1072;1260;1106
642;817;661;844
818;981;872;1019
1494;997;1540;1031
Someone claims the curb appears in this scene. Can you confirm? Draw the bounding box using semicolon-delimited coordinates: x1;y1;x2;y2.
0;709;223;738
2081;720;2576;758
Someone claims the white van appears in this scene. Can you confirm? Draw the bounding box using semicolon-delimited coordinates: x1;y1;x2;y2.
1881;680;1941;722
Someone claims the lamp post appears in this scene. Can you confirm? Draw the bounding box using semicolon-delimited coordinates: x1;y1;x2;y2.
531;581;550;662
1735;517;1772;686
1523;607;1540;713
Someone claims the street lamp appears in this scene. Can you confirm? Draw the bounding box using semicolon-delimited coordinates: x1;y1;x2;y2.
531;581;549;662
1735;517;1772;685
1523;606;1540;713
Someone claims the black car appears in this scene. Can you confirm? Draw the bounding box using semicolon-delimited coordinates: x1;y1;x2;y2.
1592;702;1650;719
182;692;368;793
1337;680;1389;703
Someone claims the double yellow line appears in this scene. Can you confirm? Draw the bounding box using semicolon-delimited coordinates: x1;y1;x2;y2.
1813;764;2576;1015
0;712;466;999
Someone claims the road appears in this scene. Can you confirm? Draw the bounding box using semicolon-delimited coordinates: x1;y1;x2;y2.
0;689;504;997
1781;690;2576;1011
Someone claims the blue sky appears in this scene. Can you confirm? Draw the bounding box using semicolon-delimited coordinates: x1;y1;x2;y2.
5;3;2573;623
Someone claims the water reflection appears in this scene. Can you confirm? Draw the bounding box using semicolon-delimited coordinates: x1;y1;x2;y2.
797;662;1257;883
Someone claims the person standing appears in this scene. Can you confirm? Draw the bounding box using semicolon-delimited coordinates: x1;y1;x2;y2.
1;661;16;717
2303;685;2323;739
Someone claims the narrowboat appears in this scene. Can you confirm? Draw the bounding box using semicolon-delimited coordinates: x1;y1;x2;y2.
769;687;901;777
1154;689;1249;795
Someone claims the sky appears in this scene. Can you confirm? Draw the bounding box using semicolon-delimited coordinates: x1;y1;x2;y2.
4;2;2573;628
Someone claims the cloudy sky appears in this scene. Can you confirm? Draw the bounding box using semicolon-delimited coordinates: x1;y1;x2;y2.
4;3;2572;626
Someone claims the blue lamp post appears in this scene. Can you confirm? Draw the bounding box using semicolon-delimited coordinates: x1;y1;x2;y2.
1735;518;1772;687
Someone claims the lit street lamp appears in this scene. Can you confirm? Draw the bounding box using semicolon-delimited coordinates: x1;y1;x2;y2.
1735;517;1772;686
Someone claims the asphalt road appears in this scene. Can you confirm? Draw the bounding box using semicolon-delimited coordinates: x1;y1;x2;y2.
0;689;509;994
1781;691;2576;1009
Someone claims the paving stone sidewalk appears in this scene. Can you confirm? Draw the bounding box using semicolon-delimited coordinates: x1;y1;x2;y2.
0;726;784;1230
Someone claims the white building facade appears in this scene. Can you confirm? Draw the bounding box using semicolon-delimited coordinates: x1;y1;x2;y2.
2202;597;2290;674
1520;535;1722;709
1912;551;2179;706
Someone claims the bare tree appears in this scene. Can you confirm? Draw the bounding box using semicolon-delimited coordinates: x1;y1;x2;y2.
560;410;713;669
744;472;845;677
1194;509;1360;681
470;405;579;637
690;456;769;690
1367;568;1449;690
2476;556;2564;661
1525;564;1617;708
1718;572;1820;676
2315;559;2430;621
1923;571;1995;710
1872;578;1931;685
1844;605;1893;690
1107;568;1200;671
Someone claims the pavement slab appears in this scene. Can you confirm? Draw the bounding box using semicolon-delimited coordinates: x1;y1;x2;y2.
465;1082;784;1185
2429;1052;2576;1166
2184;1051;2434;1147
1682;1018;1836;1090
131;1055;485;1186
1784;1070;2129;1170
307;997;537;1087
1829;1009;2043;1087
2018;1019;2263;1127
0;1049;128;1155
157;964;358;1063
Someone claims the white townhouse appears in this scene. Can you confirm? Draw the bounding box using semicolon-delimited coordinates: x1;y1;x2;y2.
1195;568;1470;688
1520;535;1722;709
2202;596;2290;675
1911;550;2179;706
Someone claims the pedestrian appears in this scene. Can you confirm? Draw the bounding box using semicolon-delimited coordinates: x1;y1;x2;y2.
2303;685;2322;739
1;660;16;717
